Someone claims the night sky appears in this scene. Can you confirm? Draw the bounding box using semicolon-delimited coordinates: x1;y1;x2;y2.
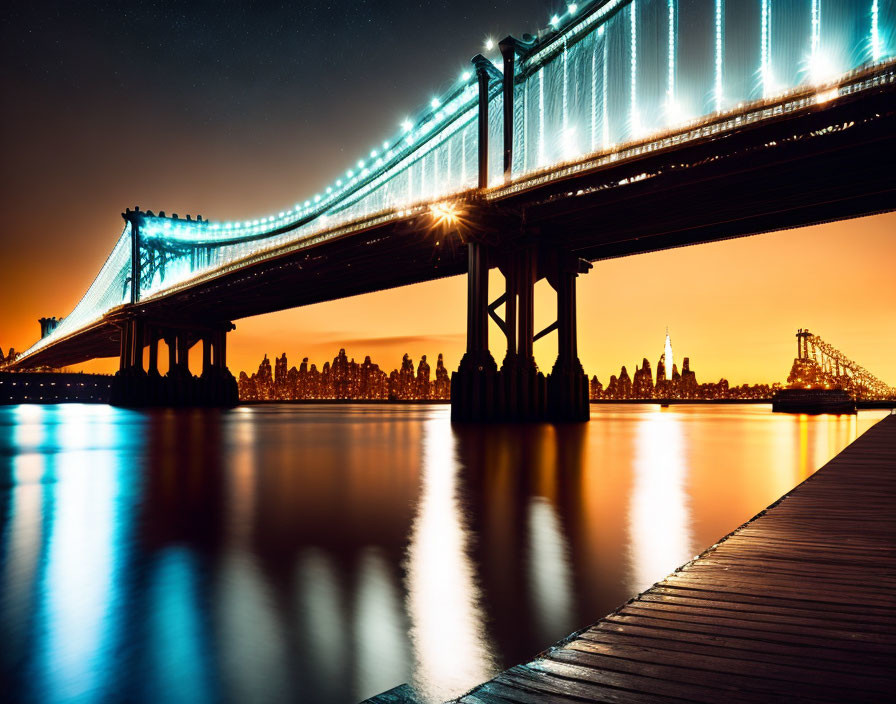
2;1;894;383
0;0;550;348
2;0;552;227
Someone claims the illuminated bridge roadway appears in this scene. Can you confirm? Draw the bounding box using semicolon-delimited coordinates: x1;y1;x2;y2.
10;0;896;420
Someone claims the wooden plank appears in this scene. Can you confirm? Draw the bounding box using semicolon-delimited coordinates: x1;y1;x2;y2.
626;599;896;634
613;606;895;647
646;585;895;617
562;637;893;693
578;621;895;668
452;415;896;702
495;665;688;704
543;646;879;702
635;591;896;625
600;613;895;654
577;627;892;678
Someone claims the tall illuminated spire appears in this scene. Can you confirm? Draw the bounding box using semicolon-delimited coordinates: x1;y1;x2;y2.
665;328;674;381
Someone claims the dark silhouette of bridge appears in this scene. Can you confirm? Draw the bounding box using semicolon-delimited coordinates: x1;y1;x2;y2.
9;0;896;421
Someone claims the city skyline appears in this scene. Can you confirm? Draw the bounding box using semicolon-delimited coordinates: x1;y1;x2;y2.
238;349;451;401
231;321;885;403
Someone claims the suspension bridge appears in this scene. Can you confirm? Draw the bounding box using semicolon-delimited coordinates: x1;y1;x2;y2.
8;0;896;420
781;327;896;404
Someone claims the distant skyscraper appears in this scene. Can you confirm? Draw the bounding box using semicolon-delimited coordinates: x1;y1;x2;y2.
664;329;674;381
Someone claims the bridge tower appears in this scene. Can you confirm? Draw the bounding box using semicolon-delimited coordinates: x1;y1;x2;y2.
109;208;239;407
451;44;590;422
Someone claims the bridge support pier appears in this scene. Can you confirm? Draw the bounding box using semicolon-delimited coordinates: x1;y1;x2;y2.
493;240;547;421
547;254;591;421
451;241;498;421
110;317;238;407
451;240;590;423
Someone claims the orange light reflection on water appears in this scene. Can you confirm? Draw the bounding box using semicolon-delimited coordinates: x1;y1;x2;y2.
628;408;693;594
405;416;495;703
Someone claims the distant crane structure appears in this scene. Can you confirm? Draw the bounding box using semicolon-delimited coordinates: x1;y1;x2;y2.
790;329;894;400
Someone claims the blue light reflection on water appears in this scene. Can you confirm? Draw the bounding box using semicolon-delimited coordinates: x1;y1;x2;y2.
1;404;147;704
0;403;888;703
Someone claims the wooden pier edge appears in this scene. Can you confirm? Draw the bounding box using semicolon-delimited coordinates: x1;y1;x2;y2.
452;412;896;703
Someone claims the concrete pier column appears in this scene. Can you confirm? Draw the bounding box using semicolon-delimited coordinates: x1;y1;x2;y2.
556;263;578;371
166;334;177;375
502;260;518;367
548;256;591;422
496;241;545;421
202;335;212;376
177;334;190;374
467;242;489;361
451;241;498;421
214;330;227;369
129;318;145;373
207;327;237;406
110;316;148;406
516;243;537;368
148;329;159;375
119;321;131;370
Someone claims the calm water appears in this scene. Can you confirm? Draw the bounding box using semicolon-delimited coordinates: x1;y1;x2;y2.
0;403;886;703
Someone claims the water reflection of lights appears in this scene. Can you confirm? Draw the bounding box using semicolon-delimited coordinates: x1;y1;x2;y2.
12;426;47;486
217;553;288;702
527;497;574;643
355;547;409;700
296;549;345;691
226;413;257;545
148;549;213;702
405;418;494;702
40;444;118;701
2;461;43;663
628;409;693;593
798;414;810;480
12;404;47;482
56;404;95;453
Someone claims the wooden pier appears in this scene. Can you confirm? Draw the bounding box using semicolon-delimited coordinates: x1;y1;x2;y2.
454;413;896;703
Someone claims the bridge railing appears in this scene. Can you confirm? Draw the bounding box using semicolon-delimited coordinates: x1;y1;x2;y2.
133;76;502;301
20;225;132;359
511;0;892;179
17;0;895;363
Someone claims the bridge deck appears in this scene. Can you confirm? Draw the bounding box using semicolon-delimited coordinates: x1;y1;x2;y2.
455;413;896;703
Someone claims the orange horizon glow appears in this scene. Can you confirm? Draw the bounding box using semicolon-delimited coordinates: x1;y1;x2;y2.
7;211;893;389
